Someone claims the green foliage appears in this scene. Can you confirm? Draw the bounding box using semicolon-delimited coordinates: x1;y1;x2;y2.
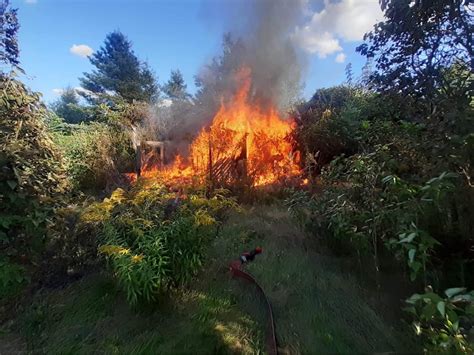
293;87;421;175
80;31;158;104
405;287;474;353
297;136;460;278
50;87;91;124
81;185;237;305
52;121;134;192
294;86;361;174
0;75;69;282
0;257;29;299
194;33;246;113
357;0;472;110
162;69;190;101
293;58;472;352
0;0;20;70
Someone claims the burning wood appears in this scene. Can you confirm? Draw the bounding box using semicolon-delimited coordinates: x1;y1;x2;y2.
128;67;301;188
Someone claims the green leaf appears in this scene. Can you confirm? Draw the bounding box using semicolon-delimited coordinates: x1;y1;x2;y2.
446;308;459;324
465;304;474;315
406;293;422;304
444;287;466;298
418;292;443;304
437;301;446;317
408;249;416;263
451;294;472;303
422;303;437;320
6;180;17;190
399;232;417;243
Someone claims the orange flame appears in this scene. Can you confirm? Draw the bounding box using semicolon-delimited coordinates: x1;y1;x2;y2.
134;67;300;187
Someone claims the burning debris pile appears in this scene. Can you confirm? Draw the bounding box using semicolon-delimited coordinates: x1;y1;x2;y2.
190;68;300;187
131;67;300;188
128;0;305;189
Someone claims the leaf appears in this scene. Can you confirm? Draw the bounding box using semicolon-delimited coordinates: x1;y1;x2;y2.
408;249;416;263
437;301;446;317
446;308;459;324
6;180;17;190
451;294;472;303
399;232;417;243
406;293;422;304
422;303;437;320
465;304;474;315
444;287;466;298
427;292;444;302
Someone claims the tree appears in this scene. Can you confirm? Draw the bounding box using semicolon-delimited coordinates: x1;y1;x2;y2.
80;31;158;104
0;0;20;70
162;70;190;101
50;87;90;124
193;33;245;114
344;63;353;86
357;0;473;108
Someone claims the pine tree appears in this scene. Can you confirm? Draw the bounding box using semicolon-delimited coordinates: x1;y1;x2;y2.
344;63;353;86
80;31;158;104
51;87;90;124
0;0;20;70
162;70;190;101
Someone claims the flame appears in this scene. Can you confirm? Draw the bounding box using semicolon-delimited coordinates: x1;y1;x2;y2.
132;67;300;187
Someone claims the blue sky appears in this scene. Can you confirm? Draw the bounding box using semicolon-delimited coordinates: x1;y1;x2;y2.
12;0;384;103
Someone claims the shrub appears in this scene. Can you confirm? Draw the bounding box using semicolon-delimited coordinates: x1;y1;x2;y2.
405;287;474;353
291;78;474;352
53;122;134;192
0;75;69;297
81;185;237;305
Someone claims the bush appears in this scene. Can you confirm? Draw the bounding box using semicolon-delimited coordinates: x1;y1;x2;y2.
81;185;237;305
291;125;462;279
0;75;69;298
53;122;134;192
290;81;474;351
405;287;474;353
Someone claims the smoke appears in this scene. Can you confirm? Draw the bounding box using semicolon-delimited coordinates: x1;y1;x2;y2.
239;0;306;110
140;0;307;162
198;0;307;111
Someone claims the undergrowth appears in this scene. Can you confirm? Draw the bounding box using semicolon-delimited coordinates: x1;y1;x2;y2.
81;183;238;305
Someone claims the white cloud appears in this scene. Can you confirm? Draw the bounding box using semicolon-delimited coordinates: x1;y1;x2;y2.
335;52;346;63
74;87;90;95
294;30;342;58
25;0;37;4
294;0;384;57
70;44;93;58
52;87;89;97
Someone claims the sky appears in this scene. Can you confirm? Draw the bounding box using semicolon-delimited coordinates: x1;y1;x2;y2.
11;0;385;103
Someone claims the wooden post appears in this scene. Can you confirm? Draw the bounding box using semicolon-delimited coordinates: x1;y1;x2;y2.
160;142;165;166
208;130;213;196
135;143;142;177
242;133;248;181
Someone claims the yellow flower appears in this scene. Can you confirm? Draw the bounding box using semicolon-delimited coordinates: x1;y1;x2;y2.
118;248;131;255
131;254;144;263
194;210;216;226
98;245;130;256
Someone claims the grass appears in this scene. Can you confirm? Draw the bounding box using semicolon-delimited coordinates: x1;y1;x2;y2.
2;203;416;354
209;204;415;353
11;273;262;354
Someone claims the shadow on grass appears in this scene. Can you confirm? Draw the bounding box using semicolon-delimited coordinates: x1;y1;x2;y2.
16;272;263;354
212;204;419;354
10;203;418;354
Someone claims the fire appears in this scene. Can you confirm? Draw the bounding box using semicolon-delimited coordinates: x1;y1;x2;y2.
134;67;300;187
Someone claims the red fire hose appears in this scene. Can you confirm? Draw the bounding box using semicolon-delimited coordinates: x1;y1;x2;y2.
229;248;278;355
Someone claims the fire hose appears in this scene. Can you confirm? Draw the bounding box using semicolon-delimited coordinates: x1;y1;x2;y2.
229;248;278;355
